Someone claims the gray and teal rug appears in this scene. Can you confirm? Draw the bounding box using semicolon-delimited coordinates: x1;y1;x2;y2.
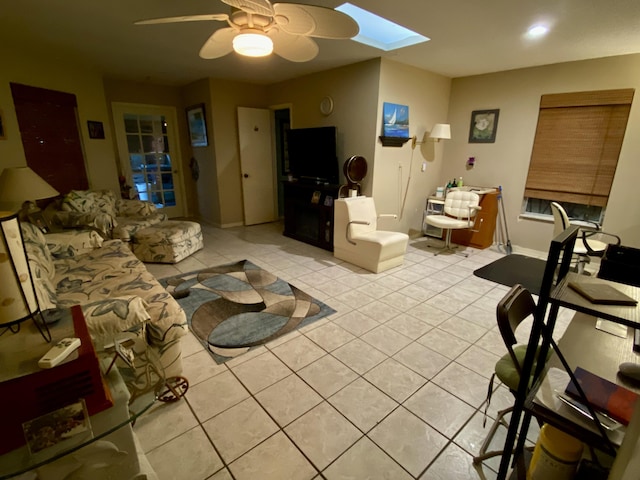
160;260;336;364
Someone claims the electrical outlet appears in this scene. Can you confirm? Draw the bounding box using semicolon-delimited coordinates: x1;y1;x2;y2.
421;162;427;172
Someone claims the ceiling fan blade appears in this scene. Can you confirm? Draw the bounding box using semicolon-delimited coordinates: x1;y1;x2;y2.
273;4;358;39
269;30;319;62
221;0;275;17
199;27;238;59
135;14;229;25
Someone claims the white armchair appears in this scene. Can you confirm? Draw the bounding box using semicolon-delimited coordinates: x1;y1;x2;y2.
333;196;409;273
423;190;481;256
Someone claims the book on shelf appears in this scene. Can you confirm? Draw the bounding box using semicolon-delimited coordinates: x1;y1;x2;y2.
565;367;639;425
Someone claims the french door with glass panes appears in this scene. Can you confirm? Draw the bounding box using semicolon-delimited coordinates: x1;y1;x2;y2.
112;103;184;218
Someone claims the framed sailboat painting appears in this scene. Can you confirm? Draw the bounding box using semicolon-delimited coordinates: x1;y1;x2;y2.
382;102;409;138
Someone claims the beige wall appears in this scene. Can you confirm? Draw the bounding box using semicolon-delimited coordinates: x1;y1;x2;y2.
375;59;451;235
182;79;217;225
0;45;119;193
103;78;197;217
446;53;640;251
209;79;269;227
267;59;381;192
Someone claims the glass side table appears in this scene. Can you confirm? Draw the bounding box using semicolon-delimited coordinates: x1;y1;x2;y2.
0;357;157;479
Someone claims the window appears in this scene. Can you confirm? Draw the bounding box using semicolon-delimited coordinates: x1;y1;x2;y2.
523;89;634;223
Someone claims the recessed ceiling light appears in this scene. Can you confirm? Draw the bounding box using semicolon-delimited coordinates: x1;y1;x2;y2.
527;25;549;38
336;3;430;51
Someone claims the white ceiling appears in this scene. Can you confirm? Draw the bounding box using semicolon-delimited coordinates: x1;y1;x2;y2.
3;0;640;86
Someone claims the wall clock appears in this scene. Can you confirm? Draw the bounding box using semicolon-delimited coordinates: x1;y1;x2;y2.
320;96;334;115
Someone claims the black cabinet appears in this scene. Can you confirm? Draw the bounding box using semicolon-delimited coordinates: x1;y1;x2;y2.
283;182;340;251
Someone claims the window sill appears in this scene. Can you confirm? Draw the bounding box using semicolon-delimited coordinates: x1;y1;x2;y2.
519;213;598;228
519;213;553;223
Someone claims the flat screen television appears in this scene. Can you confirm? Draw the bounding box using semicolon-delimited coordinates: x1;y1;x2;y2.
287;126;338;184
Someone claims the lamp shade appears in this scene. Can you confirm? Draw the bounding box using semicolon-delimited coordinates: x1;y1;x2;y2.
232;30;274;57
0;212;39;326
0;167;59;211
430;123;451;140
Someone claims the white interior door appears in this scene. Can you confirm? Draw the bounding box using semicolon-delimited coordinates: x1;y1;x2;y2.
238;107;276;225
112;103;185;218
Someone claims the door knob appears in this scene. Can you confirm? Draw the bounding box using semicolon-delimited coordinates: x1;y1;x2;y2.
244;174;249;178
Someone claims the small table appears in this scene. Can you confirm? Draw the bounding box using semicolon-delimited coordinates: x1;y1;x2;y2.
0;307;157;479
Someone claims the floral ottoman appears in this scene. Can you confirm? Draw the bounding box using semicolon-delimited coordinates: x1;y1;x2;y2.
132;220;203;263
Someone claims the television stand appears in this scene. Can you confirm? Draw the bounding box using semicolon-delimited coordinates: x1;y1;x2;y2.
283;181;340;251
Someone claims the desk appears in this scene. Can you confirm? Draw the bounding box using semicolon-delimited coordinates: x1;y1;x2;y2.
497;226;640;479
527;313;640;450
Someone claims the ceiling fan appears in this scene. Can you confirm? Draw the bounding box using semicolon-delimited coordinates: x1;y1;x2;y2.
135;0;359;62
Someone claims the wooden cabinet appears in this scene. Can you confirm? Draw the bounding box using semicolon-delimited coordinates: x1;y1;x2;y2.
283;182;340;251
451;190;499;249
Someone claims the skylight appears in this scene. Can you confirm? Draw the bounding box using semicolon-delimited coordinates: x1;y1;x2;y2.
336;3;430;51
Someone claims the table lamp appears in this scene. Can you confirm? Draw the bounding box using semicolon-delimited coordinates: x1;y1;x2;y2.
0;166;59;217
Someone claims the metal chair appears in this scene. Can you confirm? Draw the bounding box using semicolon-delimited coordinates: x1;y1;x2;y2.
474;284;549;466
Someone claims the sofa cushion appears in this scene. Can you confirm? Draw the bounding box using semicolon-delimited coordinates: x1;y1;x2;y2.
46;230;104;259
61;190;118;219
53;240;186;347
133;220;203;264
116;198;158;217
20;222;57;310
81;295;150;340
112;213;167;242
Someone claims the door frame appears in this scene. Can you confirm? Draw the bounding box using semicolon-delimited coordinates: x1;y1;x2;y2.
270;103;293;219
111;102;187;218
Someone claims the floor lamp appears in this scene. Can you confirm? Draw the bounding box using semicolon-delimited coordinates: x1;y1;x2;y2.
0;211;51;341
0;167;59;342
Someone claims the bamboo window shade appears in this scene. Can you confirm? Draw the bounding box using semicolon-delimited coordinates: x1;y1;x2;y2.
524;89;634;207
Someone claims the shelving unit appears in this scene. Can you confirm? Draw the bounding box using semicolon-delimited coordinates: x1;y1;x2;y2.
497;226;640;479
283;181;340;251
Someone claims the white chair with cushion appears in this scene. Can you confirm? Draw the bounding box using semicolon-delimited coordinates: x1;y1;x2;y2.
333;196;409;273
424;190;481;256
550;201;621;273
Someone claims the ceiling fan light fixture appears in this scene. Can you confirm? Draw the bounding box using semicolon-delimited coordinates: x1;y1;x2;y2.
233;30;274;57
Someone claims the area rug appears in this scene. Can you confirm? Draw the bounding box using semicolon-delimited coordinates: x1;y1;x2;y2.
160;259;336;364
473;254;547;296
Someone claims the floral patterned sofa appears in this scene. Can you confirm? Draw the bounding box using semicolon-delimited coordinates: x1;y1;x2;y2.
21;221;187;378
54;189;167;242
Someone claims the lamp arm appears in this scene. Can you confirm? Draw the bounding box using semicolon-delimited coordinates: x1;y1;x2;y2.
346;220;370;245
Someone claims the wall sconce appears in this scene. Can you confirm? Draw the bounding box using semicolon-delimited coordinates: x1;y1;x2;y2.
429;123;451;142
411;123;451;148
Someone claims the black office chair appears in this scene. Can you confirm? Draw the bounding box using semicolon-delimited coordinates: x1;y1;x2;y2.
474;284;549;465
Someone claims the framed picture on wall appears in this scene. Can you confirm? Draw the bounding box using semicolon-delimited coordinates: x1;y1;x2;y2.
469;109;500;143
186;104;209;147
87;120;105;139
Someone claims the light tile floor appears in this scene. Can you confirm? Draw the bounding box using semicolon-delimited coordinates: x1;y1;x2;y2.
136;221;576;479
